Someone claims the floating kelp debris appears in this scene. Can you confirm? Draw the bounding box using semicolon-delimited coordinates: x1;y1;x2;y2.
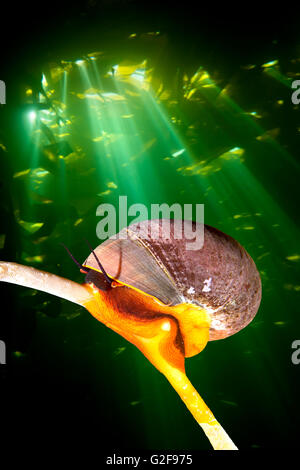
235;226;255;231
286;254;300;262
245;111;262;119
256;252;270;261
21;253;45;263
107;181;118;189
16;217;44;234
171;149;185;158
130;138;157;161
63;151;86;165
28;193;53;205
30;168;50;178
92;132;122;145
56;132;71;139
233;214;249;219
113;346;126;357
13;169;31;179
97;189;111;197
177;147;245;176
0;234;5;249
43;141;73;160
101;92;125;101
233;213;262;219
63;311;82;320
220;400;238;407
256;128;280;141
13;351;27;358
74;218;83;226
262;60;279;68
219;147;244;160
32;236;50;245
115;61;146;77
183;67;217;101
284;284;300;292
241;64;256;70
109;60;151;90
249;320;265;329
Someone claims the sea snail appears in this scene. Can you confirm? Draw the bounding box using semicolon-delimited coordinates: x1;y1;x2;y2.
0;219;261;450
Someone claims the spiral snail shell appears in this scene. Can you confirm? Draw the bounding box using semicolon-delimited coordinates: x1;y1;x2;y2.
83;219;261;344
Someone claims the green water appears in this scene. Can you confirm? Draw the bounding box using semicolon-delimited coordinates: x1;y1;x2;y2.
0;13;299;451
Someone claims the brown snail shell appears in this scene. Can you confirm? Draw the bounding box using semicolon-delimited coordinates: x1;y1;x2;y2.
83;219;261;341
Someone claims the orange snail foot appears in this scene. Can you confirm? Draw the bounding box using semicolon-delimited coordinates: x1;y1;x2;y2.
82;284;237;450
168;303;211;358
82;283;211;372
83;285;186;373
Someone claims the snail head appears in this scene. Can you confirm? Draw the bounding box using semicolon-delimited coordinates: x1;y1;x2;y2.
60;242;113;292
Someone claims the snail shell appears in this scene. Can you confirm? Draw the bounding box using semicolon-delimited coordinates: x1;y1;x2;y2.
83;219;261;341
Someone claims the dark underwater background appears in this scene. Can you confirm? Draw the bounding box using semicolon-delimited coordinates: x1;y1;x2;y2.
0;1;299;454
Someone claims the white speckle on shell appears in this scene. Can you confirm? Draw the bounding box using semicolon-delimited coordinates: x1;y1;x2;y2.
210;314;228;330
198;302;224;315
202;277;212;292
187;286;195;294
